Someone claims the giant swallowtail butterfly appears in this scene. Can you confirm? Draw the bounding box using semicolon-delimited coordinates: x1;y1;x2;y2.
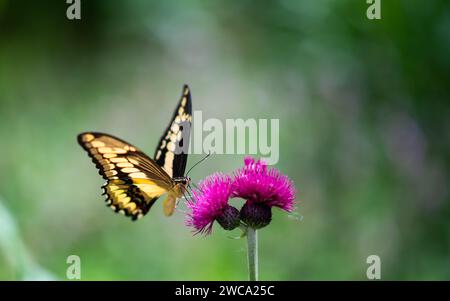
78;85;192;220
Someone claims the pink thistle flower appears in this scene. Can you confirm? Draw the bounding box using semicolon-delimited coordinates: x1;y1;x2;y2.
186;173;240;235
232;157;296;212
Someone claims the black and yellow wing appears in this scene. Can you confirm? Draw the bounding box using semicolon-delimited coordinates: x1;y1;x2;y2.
154;85;192;178
78;132;173;220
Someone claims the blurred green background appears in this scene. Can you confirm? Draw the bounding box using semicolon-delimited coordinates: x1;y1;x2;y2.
0;0;449;280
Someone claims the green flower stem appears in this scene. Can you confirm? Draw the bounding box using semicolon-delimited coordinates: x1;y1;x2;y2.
246;226;258;281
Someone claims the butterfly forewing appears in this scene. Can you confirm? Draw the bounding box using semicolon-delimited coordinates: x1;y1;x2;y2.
154;85;192;178
78;132;173;220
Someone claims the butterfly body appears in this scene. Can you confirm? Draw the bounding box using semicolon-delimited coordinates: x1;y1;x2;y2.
78;85;192;220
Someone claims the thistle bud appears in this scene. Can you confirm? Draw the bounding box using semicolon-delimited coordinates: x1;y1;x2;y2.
240;202;272;229
216;205;240;231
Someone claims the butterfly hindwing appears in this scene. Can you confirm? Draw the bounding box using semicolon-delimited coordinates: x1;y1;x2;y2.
78;132;173;220
154;85;192;178
102;179;157;220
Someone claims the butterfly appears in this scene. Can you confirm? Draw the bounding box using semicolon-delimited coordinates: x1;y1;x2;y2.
77;85;192;221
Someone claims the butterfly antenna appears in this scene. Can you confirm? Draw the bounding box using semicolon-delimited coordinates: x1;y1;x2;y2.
186;151;211;176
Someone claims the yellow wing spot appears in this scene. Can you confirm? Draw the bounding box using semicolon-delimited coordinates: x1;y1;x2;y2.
98;159;110;165
125;202;137;211
169;133;178;142
129;172;147;178
178;107;184;115
132;178;157;185
105;170;118;177
110;157;128;163
171;123;180;132
156;150;162;159
91;140;105;147
103;164;115;171
98;147;113;153
160;140;167;149
121;167;140;173
123;146;135;151
164;152;174;177
167;141;176;152
165;151;174;161
108;185;120;192
120;197;131;205
82;134;95;142
116;162;134;168
128;158;139;165
138;184;168;198
112;148;127;154
181;97;187;107
184;87;190;96
111;192;122;200
103;153;117;159
115;192;127;199
99;147;127;154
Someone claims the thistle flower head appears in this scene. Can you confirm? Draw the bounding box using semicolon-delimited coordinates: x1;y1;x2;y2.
232;157;296;212
186;173;239;234
187;157;297;234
